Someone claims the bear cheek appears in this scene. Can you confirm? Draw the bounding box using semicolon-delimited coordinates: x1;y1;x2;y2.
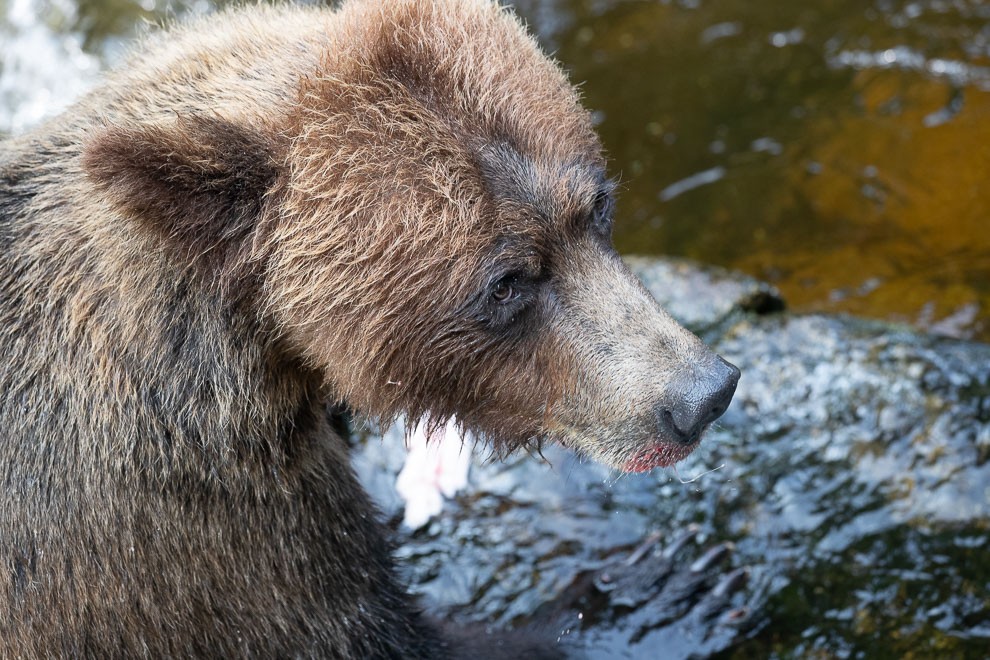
450;340;566;445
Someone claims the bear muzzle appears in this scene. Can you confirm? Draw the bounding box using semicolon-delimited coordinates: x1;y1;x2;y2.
623;356;740;473
655;356;740;446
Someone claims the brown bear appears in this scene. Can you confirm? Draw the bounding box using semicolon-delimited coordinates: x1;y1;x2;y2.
0;0;739;656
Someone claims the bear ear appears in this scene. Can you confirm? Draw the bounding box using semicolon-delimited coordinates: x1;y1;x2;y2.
83;115;282;260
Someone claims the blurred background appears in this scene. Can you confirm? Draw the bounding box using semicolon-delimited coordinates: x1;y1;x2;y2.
3;0;990;340
3;1;989;658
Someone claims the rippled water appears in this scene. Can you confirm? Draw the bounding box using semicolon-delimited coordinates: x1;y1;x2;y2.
4;0;989;340
513;0;990;342
2;1;989;657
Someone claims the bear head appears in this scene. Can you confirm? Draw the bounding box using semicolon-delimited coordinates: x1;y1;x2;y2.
83;0;738;472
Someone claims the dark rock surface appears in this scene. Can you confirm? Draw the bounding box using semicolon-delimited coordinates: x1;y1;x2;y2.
353;256;990;659
624;256;785;338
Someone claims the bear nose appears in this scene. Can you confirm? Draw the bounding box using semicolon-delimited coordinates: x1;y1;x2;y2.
656;357;740;445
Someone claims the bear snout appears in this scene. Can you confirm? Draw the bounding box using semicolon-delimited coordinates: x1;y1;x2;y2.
655;356;740;446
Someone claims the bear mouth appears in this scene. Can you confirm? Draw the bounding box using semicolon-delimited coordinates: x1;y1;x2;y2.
622;439;698;473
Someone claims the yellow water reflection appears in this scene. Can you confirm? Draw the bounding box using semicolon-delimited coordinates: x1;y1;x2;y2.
555;0;990;341
740;73;990;336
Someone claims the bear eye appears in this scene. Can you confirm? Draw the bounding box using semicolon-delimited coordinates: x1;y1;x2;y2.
591;190;614;230
479;271;537;329
491;279;517;304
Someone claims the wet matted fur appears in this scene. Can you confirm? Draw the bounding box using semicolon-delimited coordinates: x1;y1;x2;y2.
0;1;736;656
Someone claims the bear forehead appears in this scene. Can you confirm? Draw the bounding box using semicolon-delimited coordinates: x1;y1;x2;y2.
285;0;608;249
476;141;608;234
305;0;604;171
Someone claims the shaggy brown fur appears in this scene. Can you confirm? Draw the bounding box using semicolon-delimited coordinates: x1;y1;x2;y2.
0;0;737;656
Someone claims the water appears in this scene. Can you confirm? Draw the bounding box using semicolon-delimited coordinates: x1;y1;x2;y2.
514;0;990;342
352;296;990;659
4;0;988;339
3;1;989;657
7;0;990;340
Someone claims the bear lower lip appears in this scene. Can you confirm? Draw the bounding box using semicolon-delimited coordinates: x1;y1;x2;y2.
622;441;697;473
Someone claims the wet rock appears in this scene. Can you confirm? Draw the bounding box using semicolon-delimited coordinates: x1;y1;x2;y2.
624;255;785;337
717;313;990;527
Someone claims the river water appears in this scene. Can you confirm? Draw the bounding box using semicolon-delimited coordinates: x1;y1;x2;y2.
3;0;990;340
515;0;990;343
2;1;989;657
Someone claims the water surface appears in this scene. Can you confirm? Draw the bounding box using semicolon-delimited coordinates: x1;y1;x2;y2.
515;0;990;341
4;0;989;341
